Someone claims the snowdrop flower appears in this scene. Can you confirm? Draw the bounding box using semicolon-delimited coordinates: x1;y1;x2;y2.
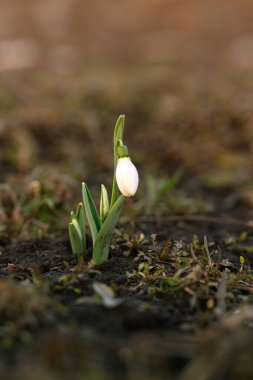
69;115;139;264
116;144;139;197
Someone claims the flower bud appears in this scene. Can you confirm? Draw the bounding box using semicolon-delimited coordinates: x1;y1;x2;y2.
116;157;139;197
100;184;109;223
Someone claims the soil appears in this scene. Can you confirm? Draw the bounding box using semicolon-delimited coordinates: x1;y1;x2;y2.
1;67;253;380
1;216;253;380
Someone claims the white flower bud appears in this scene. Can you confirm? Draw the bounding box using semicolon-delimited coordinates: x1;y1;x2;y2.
116;157;139;197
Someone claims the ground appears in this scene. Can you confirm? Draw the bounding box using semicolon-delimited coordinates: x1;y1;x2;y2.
0;65;253;380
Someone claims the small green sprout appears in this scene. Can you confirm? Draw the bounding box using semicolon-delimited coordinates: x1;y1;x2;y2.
239;255;245;272
145;169;183;212
69;115;139;264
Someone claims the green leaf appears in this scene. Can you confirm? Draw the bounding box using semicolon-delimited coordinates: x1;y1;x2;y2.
93;195;125;264
70;211;82;238
113;115;125;167
69;222;83;254
159;169;184;197
76;202;86;252
82;182;101;245
110;115;125;208
100;184;109;224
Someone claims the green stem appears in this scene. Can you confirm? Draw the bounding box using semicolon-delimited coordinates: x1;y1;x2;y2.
93;195;125;264
110;115;125;209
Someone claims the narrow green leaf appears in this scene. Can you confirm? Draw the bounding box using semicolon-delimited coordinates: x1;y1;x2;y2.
69;222;83;254
93;195;125;264
100;184;109;224
113;115;125;168
71;212;82;240
70;210;76;222
76;202;86;252
159;169;184;197
110;115;125;208
82;182;101;245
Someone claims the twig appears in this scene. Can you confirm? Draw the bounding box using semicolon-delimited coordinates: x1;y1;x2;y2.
204;236;213;269
190;243;198;262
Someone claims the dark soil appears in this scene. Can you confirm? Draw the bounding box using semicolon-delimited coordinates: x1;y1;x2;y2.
1;216;253;380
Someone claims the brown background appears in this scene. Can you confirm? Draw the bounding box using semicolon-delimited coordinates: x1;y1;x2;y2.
0;0;252;72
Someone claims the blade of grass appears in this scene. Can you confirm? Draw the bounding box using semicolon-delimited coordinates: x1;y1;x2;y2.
159;169;184;196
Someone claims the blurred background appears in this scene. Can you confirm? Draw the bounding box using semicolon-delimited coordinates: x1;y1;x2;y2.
0;0;253;71
1;0;253;236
